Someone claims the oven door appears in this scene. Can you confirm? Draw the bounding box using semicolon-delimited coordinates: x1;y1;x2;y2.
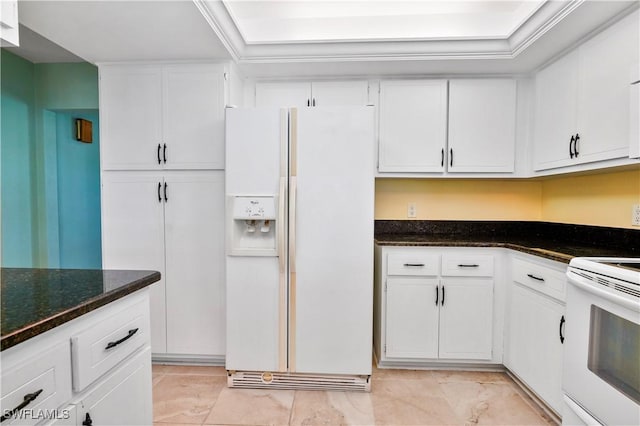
563;270;640;426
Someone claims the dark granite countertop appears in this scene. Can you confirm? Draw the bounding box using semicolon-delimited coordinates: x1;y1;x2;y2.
1;268;161;351
375;221;639;264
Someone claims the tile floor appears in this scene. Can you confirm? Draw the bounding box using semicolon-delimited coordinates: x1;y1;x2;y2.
152;364;555;426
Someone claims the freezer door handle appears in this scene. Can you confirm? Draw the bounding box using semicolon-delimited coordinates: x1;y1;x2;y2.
278;177;286;273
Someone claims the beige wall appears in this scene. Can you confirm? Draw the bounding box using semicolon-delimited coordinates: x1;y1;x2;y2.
375;179;542;221
375;169;640;229
540;169;640;229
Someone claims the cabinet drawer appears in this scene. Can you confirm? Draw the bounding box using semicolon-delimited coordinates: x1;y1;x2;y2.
441;254;494;277
0;342;72;425
512;258;566;301
71;297;150;392
387;252;439;276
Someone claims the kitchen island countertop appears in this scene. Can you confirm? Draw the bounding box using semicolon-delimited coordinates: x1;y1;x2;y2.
1;268;160;351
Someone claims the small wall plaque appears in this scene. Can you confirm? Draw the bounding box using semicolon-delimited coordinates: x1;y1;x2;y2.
75;119;93;143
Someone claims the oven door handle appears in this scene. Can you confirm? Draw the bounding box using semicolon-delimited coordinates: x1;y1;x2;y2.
567;270;640;313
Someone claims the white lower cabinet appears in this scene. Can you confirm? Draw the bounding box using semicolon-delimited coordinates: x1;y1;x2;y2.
504;255;566;416
72;347;152;426
101;171;226;359
375;246;500;365
0;291;152;426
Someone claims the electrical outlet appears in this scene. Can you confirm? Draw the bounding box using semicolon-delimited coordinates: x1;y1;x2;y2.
407;202;417;218
633;204;640;226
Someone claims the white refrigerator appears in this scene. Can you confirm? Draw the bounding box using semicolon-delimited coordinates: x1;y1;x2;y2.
225;106;374;390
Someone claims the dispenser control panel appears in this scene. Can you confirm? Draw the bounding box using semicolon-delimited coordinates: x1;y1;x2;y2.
232;196;277;220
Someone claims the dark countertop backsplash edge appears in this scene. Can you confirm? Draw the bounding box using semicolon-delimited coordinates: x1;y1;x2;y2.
374;220;639;256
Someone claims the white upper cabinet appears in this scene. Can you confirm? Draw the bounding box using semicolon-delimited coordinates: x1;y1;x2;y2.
533;10;640;171
255;81;311;107
378;80;448;173
448;79;516;173
100;64;226;171
255;80;369;107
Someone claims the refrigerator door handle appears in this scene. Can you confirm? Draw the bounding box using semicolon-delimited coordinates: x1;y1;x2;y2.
278;177;286;274
289;176;297;274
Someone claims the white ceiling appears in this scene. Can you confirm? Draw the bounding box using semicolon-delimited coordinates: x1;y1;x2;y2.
11;0;640;77
17;0;231;64
4;25;85;63
223;1;545;43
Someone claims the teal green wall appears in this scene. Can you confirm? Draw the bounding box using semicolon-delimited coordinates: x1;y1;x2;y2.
1;49;100;267
55;111;101;268
1;50;36;267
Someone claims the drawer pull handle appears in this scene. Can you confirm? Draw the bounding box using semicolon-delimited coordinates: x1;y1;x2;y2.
82;413;93;426
0;389;43;423
403;263;425;267
458;264;479;268
527;273;545;282
105;328;139;350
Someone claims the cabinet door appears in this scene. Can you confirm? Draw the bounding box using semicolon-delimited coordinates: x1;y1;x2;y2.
448;79;516;173
311;81;369;106
164;172;225;356
576;11;640;164
101;173;167;353
75;347;152;426
533;51;579;171
385;278;439;359
255;81;311;107
378;80;447;172
162;65;225;170
100;66;163;170
506;284;564;414
439;279;493;360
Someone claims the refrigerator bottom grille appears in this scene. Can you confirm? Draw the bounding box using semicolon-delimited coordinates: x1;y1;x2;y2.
227;371;371;392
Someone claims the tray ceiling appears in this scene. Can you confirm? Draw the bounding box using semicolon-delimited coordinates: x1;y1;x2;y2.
222;0;545;43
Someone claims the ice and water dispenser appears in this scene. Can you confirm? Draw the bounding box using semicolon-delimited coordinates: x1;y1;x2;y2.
228;196;278;256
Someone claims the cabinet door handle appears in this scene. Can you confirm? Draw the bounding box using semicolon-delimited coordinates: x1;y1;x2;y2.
158;182;162;203
449;148;453;167
312;98;316;107
574;133;579;157
527;273;545;282
403;263;425;267
82;413;93;426
157;144;162;164
0;389;43;423
441;286;445;306
559;315;565;344
458;264;479;268
441;148;444;167
307;99;310;107
163;143;167;163
569;135;575;158
164;182;168;202
435;285;439;306
105;328;139;350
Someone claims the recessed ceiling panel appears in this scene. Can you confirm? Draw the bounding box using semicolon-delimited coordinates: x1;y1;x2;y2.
223;0;546;43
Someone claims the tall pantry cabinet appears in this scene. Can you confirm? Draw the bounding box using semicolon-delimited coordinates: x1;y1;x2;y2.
99;63;227;360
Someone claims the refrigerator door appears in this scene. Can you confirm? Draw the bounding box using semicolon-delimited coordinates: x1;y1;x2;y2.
289;107;375;375
225;108;288;372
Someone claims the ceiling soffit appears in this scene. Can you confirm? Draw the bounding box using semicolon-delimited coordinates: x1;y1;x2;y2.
195;0;587;63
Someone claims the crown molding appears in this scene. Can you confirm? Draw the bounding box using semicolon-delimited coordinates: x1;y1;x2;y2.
195;0;627;65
